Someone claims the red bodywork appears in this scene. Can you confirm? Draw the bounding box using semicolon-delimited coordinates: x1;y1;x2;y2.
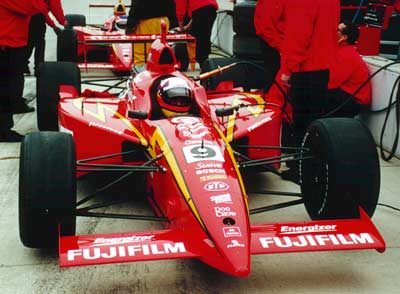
72;7;194;72
57;24;385;277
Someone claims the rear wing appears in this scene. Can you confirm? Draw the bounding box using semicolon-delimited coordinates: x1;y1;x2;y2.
82;33;195;45
89;4;131;8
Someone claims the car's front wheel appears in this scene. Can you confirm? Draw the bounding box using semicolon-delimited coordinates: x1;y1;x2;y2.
19;132;77;248
300;118;380;220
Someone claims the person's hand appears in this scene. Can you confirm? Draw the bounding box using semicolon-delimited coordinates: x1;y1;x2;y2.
183;20;192;32
281;73;291;88
52;26;61;36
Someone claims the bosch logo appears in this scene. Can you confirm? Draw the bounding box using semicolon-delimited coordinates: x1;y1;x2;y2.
204;181;229;192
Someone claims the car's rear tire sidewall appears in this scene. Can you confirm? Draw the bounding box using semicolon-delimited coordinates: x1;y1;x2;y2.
36;62;81;131
65;14;86;28
19;132;77;248
57;29;78;62
300;118;380;220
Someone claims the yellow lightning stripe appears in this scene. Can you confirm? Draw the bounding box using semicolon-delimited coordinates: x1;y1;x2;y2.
214;124;249;213
112;44;118;56
225;93;265;142
148;127;205;229
72;98;148;146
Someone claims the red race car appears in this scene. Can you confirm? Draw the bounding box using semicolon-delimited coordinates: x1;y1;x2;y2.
57;1;192;74
19;23;385;277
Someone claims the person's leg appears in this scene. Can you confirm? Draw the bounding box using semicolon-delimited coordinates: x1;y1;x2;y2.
326;88;364;117
32;14;46;76
9;46;34;114
133;17;170;71
282;70;329;183
0;47;23;142
259;39;281;92
290;70;329;145
190;5;217;67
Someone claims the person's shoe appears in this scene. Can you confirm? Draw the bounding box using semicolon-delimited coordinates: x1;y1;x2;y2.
23;66;31;75
0;130;24;142
12;103;35;114
281;168;300;185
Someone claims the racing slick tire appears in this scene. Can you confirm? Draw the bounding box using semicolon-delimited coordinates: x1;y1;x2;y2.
57;29;78;62
201;57;266;91
233;0;257;36
300;118;380;220
19;132;77;249
65;14;86;28
37;62;81;131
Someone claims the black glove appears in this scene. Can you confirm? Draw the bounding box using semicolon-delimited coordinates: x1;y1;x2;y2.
53;26;61;36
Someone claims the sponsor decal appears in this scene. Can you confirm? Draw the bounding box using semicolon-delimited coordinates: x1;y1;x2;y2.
259;233;375;248
88;121;123;135
200;174;227;182
171;117;210;139
185;140;214;145
204;181;230;192
223;227;242;238
196;163;223;169
210;193;232;204
92;235;155;246
227;240;245;248
280;225;337;234
78;64;116;69
67;242;186;261
196;168;226;175
214;206;237;217
182;144;225;163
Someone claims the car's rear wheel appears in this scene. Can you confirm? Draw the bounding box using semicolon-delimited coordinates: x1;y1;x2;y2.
19;132;77;248
65;14;86;28
57;29;78;62
300;118;380;220
201;57;266;91
36;62;81;131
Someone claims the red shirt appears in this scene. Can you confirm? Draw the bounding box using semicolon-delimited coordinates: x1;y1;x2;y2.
280;0;340;76
329;44;371;105
45;0;67;28
254;0;286;52
394;0;400;12
0;0;48;47
175;0;218;23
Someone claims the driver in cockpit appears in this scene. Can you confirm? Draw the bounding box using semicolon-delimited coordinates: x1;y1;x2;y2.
156;77;193;117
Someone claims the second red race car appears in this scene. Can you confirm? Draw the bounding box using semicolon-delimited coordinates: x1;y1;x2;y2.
19;22;385;278
57;0;193;74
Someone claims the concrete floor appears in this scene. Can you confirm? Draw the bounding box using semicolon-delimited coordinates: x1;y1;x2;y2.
1;1;400;293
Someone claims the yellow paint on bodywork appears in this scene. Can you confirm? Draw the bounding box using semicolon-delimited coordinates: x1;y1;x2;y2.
148;127;205;228
214;124;249;213
72;98;148;146
225;93;265;142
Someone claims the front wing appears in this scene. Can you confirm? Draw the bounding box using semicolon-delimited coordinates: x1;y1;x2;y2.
59;208;385;268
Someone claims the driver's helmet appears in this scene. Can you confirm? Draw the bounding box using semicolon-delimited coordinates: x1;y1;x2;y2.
114;0;126;15
156;77;193;117
115;15;128;31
